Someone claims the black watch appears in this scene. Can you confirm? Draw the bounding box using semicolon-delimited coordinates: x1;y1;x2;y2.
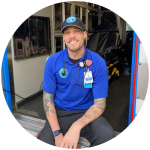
53;129;62;137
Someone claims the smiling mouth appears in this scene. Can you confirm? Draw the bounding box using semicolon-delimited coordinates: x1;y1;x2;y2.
69;41;78;44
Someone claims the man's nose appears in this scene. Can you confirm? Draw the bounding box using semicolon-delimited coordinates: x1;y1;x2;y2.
70;31;75;38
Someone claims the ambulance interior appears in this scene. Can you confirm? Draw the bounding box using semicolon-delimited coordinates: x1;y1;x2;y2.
2;1;148;144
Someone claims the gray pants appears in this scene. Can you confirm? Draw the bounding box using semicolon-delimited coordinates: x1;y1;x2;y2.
38;106;114;147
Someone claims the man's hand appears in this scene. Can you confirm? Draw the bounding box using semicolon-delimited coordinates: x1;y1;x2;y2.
55;133;64;147
60;122;81;149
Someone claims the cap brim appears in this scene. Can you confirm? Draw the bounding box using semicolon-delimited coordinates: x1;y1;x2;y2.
61;25;85;33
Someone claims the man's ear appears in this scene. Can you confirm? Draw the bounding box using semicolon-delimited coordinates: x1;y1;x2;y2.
84;31;87;40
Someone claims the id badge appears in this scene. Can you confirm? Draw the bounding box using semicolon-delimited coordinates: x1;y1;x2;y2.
84;83;92;88
84;71;93;88
84;71;93;83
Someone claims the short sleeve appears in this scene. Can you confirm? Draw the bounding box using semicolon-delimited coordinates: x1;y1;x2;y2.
92;58;108;99
42;57;56;94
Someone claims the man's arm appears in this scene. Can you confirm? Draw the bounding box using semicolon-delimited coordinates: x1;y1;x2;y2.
75;97;106;128
43;91;63;146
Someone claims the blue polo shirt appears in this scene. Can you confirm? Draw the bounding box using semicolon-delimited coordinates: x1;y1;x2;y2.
43;46;108;111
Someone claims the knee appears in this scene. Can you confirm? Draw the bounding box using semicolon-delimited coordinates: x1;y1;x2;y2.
92;117;114;142
101;125;114;140
89;123;114;146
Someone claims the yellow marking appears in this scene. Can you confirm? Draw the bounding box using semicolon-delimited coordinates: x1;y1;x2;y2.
116;70;119;76
109;64;113;67
109;75;111;79
112;68;117;75
78;4;84;7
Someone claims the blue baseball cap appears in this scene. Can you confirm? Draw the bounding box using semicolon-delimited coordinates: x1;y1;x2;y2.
61;16;86;33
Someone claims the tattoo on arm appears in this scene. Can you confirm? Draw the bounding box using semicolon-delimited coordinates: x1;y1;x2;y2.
84;98;106;120
94;98;106;112
43;91;55;115
79;98;106;127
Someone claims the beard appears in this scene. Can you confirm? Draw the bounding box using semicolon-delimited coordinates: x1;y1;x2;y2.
66;41;84;53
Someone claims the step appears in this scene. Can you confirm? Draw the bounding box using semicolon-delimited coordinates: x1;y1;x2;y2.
13;113;46;132
14;108;39;117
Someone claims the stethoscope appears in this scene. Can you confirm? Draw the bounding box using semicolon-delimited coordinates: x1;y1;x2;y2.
60;52;88;86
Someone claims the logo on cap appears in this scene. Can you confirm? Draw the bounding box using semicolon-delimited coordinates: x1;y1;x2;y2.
66;16;76;23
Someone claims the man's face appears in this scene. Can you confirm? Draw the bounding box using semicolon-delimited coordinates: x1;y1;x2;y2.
63;26;87;53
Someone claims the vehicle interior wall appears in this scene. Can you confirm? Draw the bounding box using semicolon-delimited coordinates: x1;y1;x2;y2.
11;6;52;104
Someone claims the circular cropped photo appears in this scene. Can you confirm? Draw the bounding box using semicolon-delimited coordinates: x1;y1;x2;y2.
1;1;149;149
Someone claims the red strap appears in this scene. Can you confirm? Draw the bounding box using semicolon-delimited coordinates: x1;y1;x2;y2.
131;36;139;122
76;145;81;149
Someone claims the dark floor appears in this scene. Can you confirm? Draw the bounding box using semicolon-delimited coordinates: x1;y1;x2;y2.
102;68;131;132
18;67;131;132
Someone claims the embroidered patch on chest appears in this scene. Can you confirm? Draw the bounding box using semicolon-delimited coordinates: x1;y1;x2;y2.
59;68;68;78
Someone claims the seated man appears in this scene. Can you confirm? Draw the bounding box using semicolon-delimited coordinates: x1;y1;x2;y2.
38;16;114;148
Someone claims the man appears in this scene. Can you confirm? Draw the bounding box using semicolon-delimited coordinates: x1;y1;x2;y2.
38;16;114;148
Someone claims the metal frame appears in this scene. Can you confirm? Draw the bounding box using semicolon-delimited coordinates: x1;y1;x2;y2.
99;5;101;10
50;5;55;54
54;33;63;50
80;7;82;19
53;3;63;33
62;3;65;22
54;35;63;52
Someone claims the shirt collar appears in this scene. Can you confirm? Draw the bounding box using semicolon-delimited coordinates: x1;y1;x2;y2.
61;46;87;65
